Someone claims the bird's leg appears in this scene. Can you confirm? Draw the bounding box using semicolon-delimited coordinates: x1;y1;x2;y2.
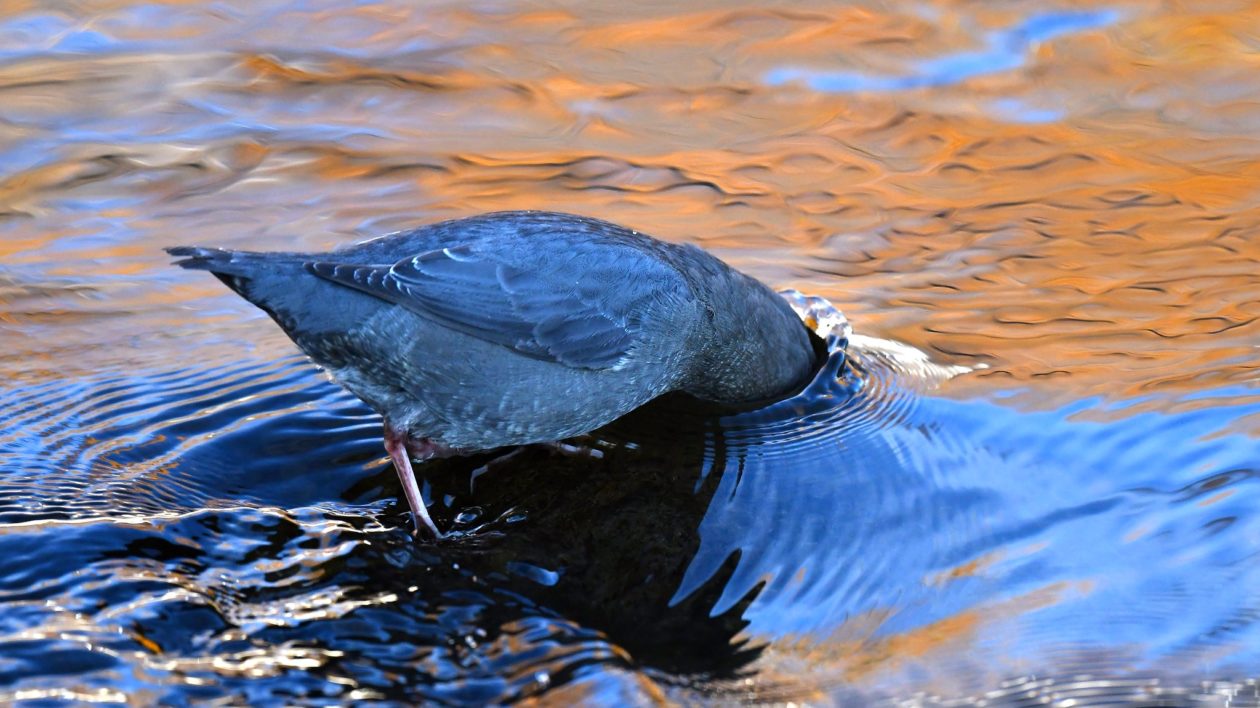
383;424;441;539
468;441;605;491
468;446;529;491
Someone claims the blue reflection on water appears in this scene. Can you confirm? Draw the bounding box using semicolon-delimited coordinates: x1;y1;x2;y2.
666;338;1260;675
989;97;1065;123
1;323;1258;697
764;9;1120;94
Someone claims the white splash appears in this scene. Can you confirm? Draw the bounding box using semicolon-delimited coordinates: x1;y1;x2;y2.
779;288;981;384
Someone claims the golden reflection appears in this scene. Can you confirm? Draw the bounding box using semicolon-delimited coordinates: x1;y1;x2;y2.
1;1;1256;409
744;581;1086;701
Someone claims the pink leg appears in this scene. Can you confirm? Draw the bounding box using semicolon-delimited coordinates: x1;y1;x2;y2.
383;424;441;538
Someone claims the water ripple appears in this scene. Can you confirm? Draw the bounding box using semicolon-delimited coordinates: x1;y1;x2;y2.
2;287;1259;700
3;0;1260;700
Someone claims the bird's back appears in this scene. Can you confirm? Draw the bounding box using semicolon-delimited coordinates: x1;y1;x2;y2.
168;212;715;448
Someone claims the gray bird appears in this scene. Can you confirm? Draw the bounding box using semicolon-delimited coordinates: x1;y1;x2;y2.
167;211;815;537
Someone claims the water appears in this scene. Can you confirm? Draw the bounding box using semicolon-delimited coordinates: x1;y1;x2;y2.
2;0;1260;704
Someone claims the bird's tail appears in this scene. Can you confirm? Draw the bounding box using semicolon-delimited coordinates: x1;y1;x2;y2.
166;245;313;309
166;244;384;348
166;245;231;267
165;246;296;277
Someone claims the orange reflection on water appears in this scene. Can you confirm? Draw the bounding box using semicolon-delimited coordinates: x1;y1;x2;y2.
0;1;1256;404
749;581;1086;701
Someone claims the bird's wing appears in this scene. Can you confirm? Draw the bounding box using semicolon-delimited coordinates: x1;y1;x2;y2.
305;244;690;370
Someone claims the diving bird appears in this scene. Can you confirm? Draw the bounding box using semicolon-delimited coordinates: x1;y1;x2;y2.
167;211;816;537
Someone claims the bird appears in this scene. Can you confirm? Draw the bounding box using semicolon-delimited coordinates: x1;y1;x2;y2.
167;211;817;538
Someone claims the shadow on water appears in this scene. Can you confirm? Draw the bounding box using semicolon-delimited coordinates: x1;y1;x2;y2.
3;296;1260;703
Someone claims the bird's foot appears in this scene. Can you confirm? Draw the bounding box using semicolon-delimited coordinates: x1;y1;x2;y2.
545;440;605;460
468;441;605;491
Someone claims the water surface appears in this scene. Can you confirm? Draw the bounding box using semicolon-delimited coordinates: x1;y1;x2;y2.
2;0;1260;704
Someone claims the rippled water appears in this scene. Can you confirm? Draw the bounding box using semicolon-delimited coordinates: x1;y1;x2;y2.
3;0;1260;704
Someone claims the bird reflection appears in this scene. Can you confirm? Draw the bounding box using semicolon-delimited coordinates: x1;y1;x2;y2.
367;335;852;680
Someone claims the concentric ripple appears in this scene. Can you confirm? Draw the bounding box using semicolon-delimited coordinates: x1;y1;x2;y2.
0;353;382;524
3;289;1260;702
